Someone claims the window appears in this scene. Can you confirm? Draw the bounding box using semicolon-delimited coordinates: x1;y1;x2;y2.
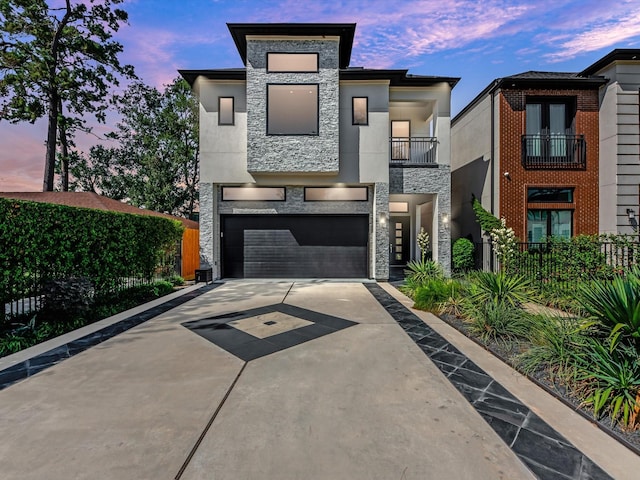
525;98;574;157
267;84;318;135
527;187;574;203
219;97;234;125
304;187;368;201
391;120;410;161
389;202;409;213
352;97;368;125
267;53;318;73
222;187;285;201
527;210;572;242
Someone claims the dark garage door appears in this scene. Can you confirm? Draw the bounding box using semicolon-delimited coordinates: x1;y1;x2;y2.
222;215;369;278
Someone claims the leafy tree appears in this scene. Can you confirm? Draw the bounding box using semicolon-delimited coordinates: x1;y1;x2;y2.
69;78;200;217
0;0;135;191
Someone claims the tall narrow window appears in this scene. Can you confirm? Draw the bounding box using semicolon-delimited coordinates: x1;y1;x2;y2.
391;120;410;161
219;97;234;125
352;97;368;125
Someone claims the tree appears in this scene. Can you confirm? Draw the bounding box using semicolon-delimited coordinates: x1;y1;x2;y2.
69;78;200;217
0;0;135;191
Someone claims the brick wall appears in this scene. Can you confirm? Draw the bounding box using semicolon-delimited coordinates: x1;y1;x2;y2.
498;88;600;241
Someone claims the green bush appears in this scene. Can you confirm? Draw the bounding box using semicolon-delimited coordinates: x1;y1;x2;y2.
575;339;640;430
0;198;183;302
163;274;185;287
452;238;475;272
517;314;588;382
578;267;640;351
413;278;460;313
404;259;444;285
467;271;537;308
465;302;530;344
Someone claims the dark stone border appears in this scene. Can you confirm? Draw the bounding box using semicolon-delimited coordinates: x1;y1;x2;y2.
0;284;220;391
365;283;612;480
182;303;357;362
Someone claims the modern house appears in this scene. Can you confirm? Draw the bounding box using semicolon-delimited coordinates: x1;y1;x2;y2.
451;71;606;244
580;49;640;236
180;23;458;279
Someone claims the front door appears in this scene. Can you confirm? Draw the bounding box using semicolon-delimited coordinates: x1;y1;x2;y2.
389;217;410;266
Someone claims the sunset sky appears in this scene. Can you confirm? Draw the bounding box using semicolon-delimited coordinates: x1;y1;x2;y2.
2;0;640;191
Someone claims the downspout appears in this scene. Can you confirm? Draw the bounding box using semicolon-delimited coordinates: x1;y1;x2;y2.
490;84;496;216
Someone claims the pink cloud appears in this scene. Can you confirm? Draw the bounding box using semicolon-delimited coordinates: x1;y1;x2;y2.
543;7;640;61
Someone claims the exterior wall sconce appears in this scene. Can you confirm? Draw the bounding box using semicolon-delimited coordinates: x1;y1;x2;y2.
379;212;389;224
441;214;449;224
627;208;638;231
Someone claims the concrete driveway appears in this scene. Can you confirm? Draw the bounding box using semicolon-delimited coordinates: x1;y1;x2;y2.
0;281;634;479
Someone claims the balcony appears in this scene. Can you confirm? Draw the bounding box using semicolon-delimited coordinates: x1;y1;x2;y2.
521;133;586;169
390;137;437;166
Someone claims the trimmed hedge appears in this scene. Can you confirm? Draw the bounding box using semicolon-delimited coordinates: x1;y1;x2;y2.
0;198;184;300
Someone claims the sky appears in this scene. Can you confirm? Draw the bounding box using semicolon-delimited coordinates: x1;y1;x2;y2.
2;0;640;191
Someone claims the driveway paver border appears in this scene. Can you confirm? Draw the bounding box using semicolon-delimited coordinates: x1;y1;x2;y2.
0;283;220;390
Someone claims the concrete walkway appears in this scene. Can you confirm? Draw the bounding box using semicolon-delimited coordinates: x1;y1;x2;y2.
0;281;636;479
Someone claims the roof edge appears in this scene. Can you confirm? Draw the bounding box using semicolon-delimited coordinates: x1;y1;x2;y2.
580;49;640;76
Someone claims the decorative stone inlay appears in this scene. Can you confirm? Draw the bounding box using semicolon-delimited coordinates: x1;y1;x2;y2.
182;303;357;362
365;283;612;480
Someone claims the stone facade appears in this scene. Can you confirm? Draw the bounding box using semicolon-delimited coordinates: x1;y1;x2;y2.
390;166;452;275
246;39;340;174
198;183;214;269
374;182;390;280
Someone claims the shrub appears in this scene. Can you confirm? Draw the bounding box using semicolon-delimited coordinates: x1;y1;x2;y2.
467;271;537;308
413;278;460;313
578;267;640;351
517;314;588;382
163;274;185;287
452;238;475;272
404;259;444;286
465;302;530;344
575;339;640;430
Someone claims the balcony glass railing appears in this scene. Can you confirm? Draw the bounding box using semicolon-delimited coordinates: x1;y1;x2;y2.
521;134;586;169
390;137;437;165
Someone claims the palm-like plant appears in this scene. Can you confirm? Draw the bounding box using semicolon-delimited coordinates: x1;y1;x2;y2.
468;271;537;308
404;259;444;285
578;269;640;351
575;339;640;430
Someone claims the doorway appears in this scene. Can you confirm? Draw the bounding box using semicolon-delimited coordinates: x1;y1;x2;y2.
389;216;410;266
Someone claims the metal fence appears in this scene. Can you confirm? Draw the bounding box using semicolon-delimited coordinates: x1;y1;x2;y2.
474;241;640;287
2;263;155;324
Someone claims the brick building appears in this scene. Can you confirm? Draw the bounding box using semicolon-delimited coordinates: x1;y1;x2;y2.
451;72;606;243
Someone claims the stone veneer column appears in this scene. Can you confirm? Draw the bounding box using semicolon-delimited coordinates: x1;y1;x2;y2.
436;192;452;276
198;183;214;272
375;182;389;280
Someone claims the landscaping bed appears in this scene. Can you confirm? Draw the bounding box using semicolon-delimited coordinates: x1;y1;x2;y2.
438;310;640;454
401;257;640;455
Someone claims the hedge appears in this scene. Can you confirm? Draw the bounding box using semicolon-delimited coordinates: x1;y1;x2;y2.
0;198;184;301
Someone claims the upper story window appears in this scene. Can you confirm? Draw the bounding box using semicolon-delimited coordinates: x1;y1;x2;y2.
523;97;585;169
218;97;234;125
267;84;318;135
267;53;319;73
352;97;368;125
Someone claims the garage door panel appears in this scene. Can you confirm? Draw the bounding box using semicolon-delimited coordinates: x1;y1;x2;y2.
222;215;368;278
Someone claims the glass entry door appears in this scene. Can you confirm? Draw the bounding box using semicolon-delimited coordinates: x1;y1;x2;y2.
389;217;410;266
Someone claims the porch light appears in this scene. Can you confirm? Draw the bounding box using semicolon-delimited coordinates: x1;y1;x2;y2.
627;208;636;221
441;214;449;224
379;212;389;224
